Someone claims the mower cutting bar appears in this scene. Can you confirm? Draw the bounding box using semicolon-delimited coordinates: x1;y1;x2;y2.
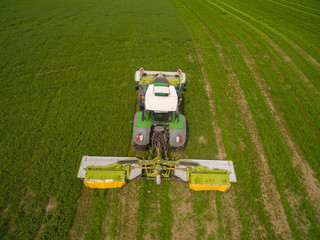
77;157;236;191
135;70;186;83
180;159;236;182
77;156;141;180
175;160;236;182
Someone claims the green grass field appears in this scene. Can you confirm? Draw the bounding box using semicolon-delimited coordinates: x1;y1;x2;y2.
1;0;319;239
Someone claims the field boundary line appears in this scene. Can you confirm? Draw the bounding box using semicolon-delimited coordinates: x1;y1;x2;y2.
232;37;320;220
177;2;243;239
188;10;293;237
204;0;320;98
212;0;320;68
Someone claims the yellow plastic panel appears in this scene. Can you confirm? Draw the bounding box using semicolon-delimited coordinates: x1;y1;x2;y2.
84;181;125;189
189;184;231;192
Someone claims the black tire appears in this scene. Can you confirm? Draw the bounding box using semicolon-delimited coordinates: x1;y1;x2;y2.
171;145;185;152
134;142;148;151
118;160;139;164
178;161;199;166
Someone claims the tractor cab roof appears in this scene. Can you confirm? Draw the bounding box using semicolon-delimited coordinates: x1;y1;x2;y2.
145;84;178;112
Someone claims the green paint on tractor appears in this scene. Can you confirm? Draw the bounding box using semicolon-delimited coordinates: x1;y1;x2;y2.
136;111;184;129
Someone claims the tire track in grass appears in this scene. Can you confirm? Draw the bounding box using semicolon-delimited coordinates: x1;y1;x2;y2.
136;180;173;240
115;181;140;239
168;182;197;240
100;189;121;240
213;0;320;68
85;189;110;240
204;0;320;97
232;37;320;220
176;2;242;239
69;187;94;240
195;19;293;239
216;191;242;240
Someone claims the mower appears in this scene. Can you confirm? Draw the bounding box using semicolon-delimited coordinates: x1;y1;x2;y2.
77;69;236;191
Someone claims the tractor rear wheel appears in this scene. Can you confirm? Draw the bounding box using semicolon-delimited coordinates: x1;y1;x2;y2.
134;143;148;151
171;145;185;152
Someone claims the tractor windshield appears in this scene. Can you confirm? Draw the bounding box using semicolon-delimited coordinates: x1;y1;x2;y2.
148;111;173;123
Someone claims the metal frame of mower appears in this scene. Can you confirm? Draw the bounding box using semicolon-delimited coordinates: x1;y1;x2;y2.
78;156;236;192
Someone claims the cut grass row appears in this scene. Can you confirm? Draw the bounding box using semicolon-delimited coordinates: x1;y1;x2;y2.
173;0;319;238
185;0;320;186
193;0;320;189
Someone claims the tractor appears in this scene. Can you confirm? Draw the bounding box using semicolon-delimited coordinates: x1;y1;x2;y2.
77;69;236;192
133;68;187;154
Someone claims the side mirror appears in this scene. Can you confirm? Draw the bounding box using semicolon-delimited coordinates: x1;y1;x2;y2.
183;87;187;92
135;85;139;90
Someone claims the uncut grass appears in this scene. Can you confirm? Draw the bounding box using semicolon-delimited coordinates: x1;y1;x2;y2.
179;0;319;238
0;0;138;238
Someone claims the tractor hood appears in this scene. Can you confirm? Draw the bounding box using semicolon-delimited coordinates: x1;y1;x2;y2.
145;84;178;112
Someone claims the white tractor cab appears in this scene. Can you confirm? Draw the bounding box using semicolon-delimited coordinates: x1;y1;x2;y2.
133;69;187;152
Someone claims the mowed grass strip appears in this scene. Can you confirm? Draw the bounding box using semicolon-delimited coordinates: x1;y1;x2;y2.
136;180;173;240
173;0;274;238
212;0;320;70
69;187;94;240
174;5;243;239
176;0;317;237
195;0;320;219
